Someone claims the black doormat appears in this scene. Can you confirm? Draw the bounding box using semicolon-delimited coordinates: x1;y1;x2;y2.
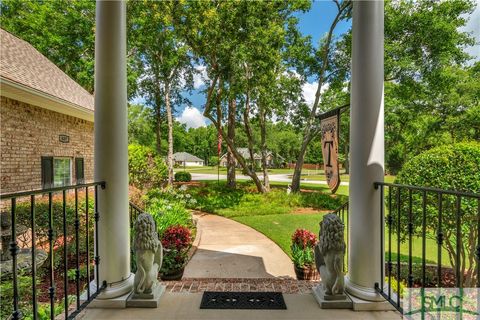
200;291;287;310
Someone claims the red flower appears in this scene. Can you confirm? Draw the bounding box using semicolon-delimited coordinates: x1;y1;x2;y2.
291;229;317;249
161;225;192;250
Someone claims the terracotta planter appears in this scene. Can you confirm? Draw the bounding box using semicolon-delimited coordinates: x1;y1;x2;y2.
160;267;185;281
294;265;319;280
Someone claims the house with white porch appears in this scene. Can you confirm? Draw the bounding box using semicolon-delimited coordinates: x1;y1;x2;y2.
1;2;477;320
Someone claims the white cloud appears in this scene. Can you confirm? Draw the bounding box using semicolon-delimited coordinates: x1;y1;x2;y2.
176;106;207;129
302;82;317;106
302;82;329;107
193;65;209;89
461;1;480;62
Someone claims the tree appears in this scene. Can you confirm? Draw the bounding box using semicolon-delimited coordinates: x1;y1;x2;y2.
394;142;480;287
128;104;156;149
174;0;309;193
290;0;352;192
382;0;477;173
129;0;194;186
0;0;96;92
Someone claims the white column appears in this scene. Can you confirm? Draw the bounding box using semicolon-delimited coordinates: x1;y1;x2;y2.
94;0;133;299
346;1;384;302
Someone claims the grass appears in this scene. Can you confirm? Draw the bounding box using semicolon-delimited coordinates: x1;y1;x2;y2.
296;173;396;183
233;212;449;267
187;181;347;218
233;213;324;258
187;174;456;269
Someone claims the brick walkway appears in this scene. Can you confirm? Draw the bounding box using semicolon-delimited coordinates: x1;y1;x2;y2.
160;278;319;294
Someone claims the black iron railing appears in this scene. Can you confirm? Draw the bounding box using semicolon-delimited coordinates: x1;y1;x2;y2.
331;201;349;272
373;182;480;313
0;182;106;320
129;201;145;227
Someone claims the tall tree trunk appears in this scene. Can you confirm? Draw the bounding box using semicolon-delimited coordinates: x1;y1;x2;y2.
154;102;162;155
344;143;349;174
227;98;236;188
290;3;348;192
243;92;256;171
259;105;270;191
291;132;313;192
203;74;265;193
165;85;174;186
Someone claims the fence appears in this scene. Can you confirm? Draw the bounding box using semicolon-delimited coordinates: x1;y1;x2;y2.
373;182;480;313
0;182;106;320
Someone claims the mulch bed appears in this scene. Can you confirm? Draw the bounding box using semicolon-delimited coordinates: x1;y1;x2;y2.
36;253;92;303
385;263;461;288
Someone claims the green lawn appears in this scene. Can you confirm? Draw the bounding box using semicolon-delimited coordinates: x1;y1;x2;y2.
186;166;397;184
296;174;396;183
233;212;448;266
190;178;453;267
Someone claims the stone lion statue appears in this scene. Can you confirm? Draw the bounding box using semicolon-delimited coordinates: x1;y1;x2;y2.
315;213;346;296
133;213;163;295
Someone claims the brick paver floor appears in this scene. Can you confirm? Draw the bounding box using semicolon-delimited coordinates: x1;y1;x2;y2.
161;278;319;294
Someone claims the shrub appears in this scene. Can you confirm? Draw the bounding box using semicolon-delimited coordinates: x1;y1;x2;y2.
160;225;192;272
146;197;192;236
174;171;191;182
128;144;167;190
209;156;219;166
0;273;34;319
13;192;95;271
394;142;480;286
300;193;347;210
291;229;317;268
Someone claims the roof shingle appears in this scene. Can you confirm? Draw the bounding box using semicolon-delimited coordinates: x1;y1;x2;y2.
0;29;94;111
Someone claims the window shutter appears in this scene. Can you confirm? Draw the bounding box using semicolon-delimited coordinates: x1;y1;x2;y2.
41;157;53;189
75;158;85;184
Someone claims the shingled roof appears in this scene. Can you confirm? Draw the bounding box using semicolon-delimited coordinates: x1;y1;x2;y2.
0;28;94;112
173;152;204;162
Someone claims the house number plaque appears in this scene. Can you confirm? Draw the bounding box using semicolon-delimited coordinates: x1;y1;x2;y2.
59;134;70;143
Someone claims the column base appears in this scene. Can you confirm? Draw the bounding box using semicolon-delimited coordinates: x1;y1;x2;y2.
345;276;384;302
80;273;134;308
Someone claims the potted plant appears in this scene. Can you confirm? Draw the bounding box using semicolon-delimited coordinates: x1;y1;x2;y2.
160;225;192;280
291;228;319;280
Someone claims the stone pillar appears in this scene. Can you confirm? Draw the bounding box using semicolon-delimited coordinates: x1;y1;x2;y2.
94;0;133;299
346;1;384;302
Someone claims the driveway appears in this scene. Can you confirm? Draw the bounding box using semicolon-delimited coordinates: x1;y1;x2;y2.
190;173;350;186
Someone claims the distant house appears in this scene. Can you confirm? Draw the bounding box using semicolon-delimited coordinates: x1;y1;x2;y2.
219;147;284;168
0;29;94;194
173;152;204;167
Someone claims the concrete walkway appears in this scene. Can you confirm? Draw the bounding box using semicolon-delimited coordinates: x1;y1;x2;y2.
183;212;296;279
190;173;350;186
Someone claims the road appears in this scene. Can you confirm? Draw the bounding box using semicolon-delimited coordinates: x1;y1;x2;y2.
190;173;349;186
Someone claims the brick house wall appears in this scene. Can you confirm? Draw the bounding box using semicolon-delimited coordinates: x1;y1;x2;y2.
1;96;94;194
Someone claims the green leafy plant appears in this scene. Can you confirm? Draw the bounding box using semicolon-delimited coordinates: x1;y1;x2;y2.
290;229;317;268
386;277;406;299
174;171;192;182
394;142;480;287
0;273;34;319
146;197;192;236
160;225;192;273
128;144;167;190
66;265;88;281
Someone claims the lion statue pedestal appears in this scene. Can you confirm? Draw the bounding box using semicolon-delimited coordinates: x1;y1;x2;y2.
127;213;165;308
312;213;352;309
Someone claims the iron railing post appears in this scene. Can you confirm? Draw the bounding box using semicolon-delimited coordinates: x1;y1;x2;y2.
31;195;38;320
